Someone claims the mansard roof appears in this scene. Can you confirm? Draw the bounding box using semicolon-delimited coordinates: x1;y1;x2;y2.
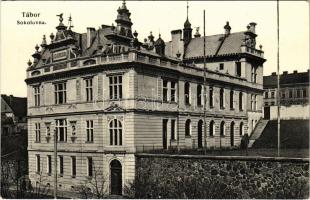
165;31;247;59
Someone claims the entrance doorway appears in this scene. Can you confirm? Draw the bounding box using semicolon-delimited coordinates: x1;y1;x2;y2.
110;160;122;195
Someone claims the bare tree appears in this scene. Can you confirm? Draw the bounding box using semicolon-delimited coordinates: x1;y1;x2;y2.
74;165;108;199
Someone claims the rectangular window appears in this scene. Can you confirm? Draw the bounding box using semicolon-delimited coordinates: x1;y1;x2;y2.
303;89;308;97
236;62;241;76
109;75;122;100
56;119;67;142
289;90;293;98
171;119;176;140
87;157;93;177
47;155;52;175
230;90;234;109
35;123;41;142
281;91;286;99
59;155;64;175
271;91;275;98
220;88;224;109
264;92;268;99
71;156;76;177
54;82;66;104
162;119;168;149
34;86;40;107
36;154;40;173
85;78;93;102
86;120;94;142
296;90;301;98
163;80;168;102
239;92;243;111
219;63;224;70
170;81;176;102
209;87;214;108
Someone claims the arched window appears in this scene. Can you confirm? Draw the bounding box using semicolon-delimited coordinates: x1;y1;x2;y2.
220;88;224;109
239;92;243;111
230;90;234;109
240;122;244;136
209;120;215;137
197;85;202;106
230;121;235;146
109;119;122;146
220;121;225;136
184;82;190;105
185;119;191;136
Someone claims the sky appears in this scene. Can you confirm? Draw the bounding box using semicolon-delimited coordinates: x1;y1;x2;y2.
0;1;309;97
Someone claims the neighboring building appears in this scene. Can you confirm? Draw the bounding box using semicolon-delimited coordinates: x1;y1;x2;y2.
1;94;27;135
263;70;309;119
25;1;265;196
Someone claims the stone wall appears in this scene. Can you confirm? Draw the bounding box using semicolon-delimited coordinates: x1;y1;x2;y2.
132;154;309;199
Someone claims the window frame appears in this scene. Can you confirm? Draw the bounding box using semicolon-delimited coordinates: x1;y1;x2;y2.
109;119;123;146
34;86;40;107
185;119;191;137
36;154;41;173
86;120;94;143
47;155;52;175
171;119;176;141
71;156;76;178
35;123;41;142
59;155;64;176
87;157;93;177
54;82;67;104
56;119;67;142
109;75;123;100
184;82;191;105
85;78;93;102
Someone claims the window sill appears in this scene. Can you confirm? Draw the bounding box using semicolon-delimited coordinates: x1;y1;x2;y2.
85;141;94;144
57;141;67;143
230;108;235;110
34;141;41;143
59;174;63;177
185;135;191;138
220;107;225;110
71;175;76;178
47;173;51;176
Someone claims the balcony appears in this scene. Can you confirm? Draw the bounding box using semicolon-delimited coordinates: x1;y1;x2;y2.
241;46;264;58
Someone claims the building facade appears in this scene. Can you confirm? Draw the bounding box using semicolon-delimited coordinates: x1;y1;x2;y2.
263;70;309;119
25;2;265;196
1;94;27;135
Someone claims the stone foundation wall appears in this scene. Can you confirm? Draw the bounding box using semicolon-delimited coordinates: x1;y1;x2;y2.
133;154;309;199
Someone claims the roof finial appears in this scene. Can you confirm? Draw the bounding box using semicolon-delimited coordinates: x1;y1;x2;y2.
121;0;127;9
68;14;74;30
187;0;189;20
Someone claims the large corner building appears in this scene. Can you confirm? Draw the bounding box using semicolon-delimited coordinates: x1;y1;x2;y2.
25;1;265;196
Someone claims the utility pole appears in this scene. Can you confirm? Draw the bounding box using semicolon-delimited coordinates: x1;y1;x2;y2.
203;10;207;154
53;129;58;199
277;0;281;157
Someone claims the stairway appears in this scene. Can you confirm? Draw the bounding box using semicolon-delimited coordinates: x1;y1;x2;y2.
248;119;269;147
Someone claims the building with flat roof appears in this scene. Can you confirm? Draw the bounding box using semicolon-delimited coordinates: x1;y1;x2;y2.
263;70;309;119
25;1;265;196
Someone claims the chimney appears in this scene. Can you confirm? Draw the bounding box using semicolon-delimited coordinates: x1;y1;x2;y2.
87;27;96;48
293;70;298;74
283;71;288;75
171;29;184;58
224;21;231;36
271;72;276;76
249;22;257;34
